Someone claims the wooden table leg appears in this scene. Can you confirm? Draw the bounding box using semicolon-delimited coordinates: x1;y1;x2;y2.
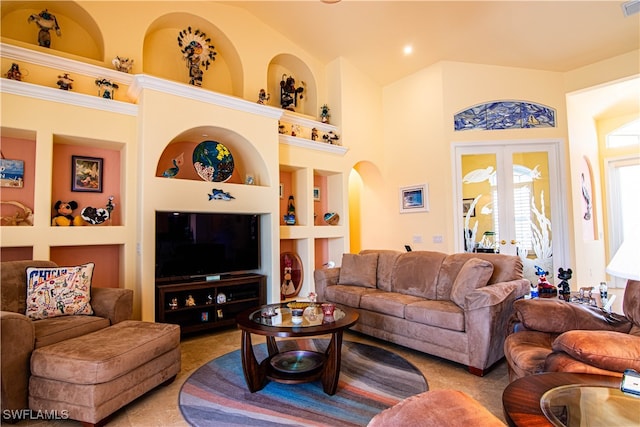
266;336;279;356
240;330;266;392
321;331;343;395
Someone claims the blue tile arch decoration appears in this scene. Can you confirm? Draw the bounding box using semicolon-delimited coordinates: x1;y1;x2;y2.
454;100;556;131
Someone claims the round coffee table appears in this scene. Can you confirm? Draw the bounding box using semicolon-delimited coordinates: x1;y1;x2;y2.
236;303;359;395
502;372;622;426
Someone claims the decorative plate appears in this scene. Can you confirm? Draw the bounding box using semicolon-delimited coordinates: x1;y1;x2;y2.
270;350;324;373
192;140;234;182
216;293;226;304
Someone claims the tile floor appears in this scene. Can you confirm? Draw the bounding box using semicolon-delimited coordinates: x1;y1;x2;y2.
21;328;509;426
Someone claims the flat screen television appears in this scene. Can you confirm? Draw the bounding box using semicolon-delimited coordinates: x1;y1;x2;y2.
155;211;260;282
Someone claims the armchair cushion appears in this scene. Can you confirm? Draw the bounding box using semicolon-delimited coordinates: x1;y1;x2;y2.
552;330;640;372
26;263;94;320
338;253;378;288
450;258;493;308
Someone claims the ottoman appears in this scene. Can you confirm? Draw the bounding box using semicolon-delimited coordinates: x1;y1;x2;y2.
367;390;505;427
29;320;181;427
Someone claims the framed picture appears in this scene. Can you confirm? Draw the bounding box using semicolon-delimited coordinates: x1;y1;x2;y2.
279;183;284;199
72;156;103;192
0;158;24;188
399;184;429;213
462;198;475;217
313;186;321;201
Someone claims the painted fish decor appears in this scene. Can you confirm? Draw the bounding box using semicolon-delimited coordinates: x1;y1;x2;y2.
208;189;234;201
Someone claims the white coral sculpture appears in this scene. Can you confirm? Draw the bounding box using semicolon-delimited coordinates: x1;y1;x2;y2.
463;195;481;252
530;190;552;259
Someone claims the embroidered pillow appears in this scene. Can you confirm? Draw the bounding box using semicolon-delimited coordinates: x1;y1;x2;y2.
25;263;95;320
338;253;379;288
450;258;494;308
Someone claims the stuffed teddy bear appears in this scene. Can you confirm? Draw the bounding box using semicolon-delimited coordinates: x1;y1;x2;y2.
52;200;83;226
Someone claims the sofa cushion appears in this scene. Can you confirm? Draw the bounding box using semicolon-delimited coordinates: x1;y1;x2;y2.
338;253;379;288
405;300;465;332
450;258;494;308
360;292;425;319
360;250;402;291
391;251;446;299
325;285;382;308
33;315;110;348
26;263;94;320
1;260;58;314
552;330;640;372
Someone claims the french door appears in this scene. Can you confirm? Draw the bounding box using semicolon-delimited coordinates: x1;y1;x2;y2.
454;140;567;285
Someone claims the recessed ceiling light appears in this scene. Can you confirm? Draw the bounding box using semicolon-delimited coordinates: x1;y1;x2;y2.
321;0;341;3
403;45;413;55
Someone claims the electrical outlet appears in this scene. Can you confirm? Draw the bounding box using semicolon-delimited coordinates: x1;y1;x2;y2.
412;235;423;243
433;235;443;243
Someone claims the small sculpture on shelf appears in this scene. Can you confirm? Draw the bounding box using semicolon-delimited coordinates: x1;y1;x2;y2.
557;267;572;301
95;78;119;99
280;74;305;111
322;131;340;145
208;188;235;201
80;206;110;225
257;89;270;105
206;294;213;305
283;195;296;225
535;265;556;297
5;63;23;81
177;27;217;87
185;295;196;306
112;56;134;73
291;124;301;137
311;127;319;141
320;104;331;123
28;9;61;48
162;153;184;178
278;122;286;134
169;298;178;310
56;73;73;90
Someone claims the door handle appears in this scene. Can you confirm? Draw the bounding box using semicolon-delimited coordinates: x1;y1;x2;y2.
501;240;506;245
511;240;517;245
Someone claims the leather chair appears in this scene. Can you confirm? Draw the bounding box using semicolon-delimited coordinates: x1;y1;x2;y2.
504;280;640;382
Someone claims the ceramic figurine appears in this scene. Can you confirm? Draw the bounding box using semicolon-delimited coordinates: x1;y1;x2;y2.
291;125;301;137
112;56;134;73
320;104;330;123
162;153;183;178
257;89;270;104
185;295;196;306
56;73;73;90
177;27;217;86
95;78;119;99
169;298;178;310
208;189;235;201
311;127;318;141
278;122;286;134
557;268;572;301
280;74;305;111
322;131;340;145
206;294;213;305
28;9;61;48
535;265;556;297
6;63;23;81
283;195;296;225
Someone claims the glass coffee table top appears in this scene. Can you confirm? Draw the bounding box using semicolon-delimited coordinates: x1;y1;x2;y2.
541;385;639;427
250;303;345;328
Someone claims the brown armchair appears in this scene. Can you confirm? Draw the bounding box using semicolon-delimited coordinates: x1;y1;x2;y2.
504;280;640;382
1;260;133;413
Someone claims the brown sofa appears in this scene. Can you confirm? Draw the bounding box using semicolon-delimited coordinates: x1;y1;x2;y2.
0;260;133;415
314;250;529;375
504;279;640;382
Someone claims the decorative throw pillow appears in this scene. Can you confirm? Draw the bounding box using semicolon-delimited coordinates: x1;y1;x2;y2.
25;263;95;320
338;253;379;288
450;258;494;308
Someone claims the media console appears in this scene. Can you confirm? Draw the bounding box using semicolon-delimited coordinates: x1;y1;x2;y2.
155;274;266;335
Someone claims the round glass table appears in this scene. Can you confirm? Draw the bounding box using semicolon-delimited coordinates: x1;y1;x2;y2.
235;303;359;395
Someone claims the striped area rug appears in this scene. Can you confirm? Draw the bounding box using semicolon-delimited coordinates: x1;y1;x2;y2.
179;339;428;426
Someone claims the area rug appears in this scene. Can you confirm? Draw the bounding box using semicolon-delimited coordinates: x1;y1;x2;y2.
179;339;428;426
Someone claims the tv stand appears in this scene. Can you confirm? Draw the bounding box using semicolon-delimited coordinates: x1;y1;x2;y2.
155;274;266;335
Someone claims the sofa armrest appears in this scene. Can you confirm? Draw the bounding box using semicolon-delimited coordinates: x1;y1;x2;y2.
91;287;133;324
512;298;632;334
1;311;35;411
550;330;640;373
313;267;341;302
466;279;529;311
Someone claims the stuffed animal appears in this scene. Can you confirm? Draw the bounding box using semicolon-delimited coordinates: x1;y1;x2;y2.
52;200;83;226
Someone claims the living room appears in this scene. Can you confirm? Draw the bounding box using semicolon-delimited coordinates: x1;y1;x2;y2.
1;1;638;425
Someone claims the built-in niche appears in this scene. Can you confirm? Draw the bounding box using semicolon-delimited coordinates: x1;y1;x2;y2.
155;125;269;186
143;13;243;97
268;54;317;117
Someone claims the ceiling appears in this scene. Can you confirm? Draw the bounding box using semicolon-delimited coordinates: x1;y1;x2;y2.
224;1;639;86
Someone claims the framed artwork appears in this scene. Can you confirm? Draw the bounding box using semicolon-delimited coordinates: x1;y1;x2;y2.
279;183;284;198
313;186;321;201
72;156;103;192
0;158;24;188
280;251;303;300
399;184;429;213
462;198;475;217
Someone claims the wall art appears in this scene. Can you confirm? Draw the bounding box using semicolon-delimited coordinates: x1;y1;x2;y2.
399;184;429;213
0;158;24;188
313;186;321;201
72;155;103;192
462;198;475;217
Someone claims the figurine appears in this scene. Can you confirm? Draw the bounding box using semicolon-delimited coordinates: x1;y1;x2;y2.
280;74;305;111
281;265;296;297
28;9;61;48
535;265;556;297
6;63;23;81
557;268;572;301
291;124;301;137
112;56;134;73
311;127;318;141
95;78;119;99
278;122;286;134
283;195;296;225
322;131;340;145
185;295;196;306
320;104;330;123
178;27;217;87
56;73;73;90
208;188;235;201
206;294;213;305
257;89;270;104
169;298;178;310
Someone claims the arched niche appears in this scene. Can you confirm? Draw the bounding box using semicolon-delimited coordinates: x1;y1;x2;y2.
268;54;317;117
155;126;269;186
143;13;243;97
0;1;103;61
